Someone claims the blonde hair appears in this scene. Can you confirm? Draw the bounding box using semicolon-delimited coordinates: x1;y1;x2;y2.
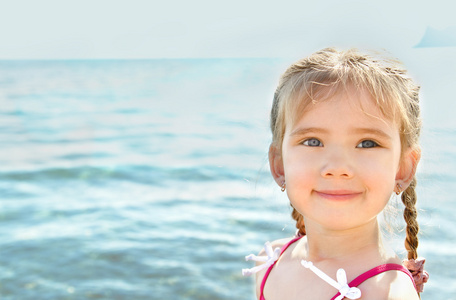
270;48;422;260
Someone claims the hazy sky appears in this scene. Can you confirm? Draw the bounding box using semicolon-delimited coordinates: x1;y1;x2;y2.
1;0;455;59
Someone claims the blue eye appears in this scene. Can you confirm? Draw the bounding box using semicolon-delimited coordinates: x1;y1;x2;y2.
357;140;378;148
303;138;323;147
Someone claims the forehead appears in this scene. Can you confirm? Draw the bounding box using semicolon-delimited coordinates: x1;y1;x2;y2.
289;86;398;132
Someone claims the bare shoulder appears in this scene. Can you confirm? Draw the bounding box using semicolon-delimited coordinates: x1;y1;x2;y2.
256;236;294;257
254;236;297;298
387;271;420;300
359;269;419;300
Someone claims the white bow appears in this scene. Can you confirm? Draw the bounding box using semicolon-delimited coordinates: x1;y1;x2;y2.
301;260;361;300
242;242;281;276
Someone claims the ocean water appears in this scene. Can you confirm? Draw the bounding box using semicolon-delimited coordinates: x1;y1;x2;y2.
0;51;455;299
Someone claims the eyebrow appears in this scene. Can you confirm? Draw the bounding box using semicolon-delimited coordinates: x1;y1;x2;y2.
350;128;392;140
290;127;392;139
290;127;329;137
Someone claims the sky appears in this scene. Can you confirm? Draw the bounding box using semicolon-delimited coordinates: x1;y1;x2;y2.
0;0;455;60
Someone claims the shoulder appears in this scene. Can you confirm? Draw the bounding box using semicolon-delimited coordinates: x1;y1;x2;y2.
257;236;295;257
255;236;299;297
358;267;419;300
386;270;420;300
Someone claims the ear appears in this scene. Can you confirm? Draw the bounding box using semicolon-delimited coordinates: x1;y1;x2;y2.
395;147;421;190
269;144;285;187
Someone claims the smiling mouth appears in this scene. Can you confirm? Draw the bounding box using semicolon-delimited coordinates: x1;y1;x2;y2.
315;190;362;201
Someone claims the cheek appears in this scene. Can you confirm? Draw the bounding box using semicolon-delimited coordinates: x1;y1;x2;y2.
283;152;315;177
359;157;397;193
282;154;317;194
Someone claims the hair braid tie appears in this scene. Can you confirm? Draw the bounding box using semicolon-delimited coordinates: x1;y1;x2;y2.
402;257;429;293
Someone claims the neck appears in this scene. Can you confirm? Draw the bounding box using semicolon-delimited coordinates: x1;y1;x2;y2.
304;218;384;262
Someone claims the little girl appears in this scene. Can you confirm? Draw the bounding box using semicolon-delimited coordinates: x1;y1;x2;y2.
243;48;429;299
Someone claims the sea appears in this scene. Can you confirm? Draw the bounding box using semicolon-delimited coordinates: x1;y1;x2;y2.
0;48;455;299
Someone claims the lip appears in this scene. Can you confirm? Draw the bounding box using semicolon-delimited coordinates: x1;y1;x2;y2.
315;190;363;201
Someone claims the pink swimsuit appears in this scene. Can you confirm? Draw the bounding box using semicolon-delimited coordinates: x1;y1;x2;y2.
259;236;416;300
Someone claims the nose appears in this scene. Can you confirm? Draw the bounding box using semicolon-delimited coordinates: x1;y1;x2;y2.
320;148;354;179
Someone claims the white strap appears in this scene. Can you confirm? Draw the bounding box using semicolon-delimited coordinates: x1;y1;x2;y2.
242;242;281;276
301;260;361;300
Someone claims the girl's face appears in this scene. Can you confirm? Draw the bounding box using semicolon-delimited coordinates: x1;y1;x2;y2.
275;87;404;232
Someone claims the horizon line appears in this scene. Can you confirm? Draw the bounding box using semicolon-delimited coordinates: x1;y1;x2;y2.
0;56;287;62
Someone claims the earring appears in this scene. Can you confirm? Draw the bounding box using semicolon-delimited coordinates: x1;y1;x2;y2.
395;183;403;195
281;181;286;192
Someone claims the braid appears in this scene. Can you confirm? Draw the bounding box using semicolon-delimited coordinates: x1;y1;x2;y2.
291;206;306;236
401;176;419;260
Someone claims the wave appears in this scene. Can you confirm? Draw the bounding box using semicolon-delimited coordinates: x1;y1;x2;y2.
0;164;259;184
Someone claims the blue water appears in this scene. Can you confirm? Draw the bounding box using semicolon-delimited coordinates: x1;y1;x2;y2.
0;52;454;299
